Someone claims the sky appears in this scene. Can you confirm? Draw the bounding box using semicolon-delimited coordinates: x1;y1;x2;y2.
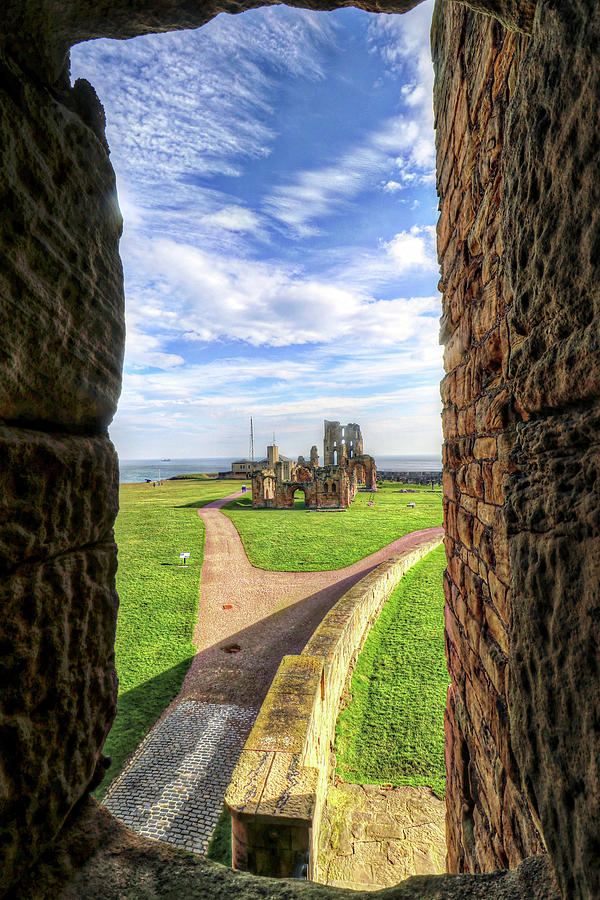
70;0;443;461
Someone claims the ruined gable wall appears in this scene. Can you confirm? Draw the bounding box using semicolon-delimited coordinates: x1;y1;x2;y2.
433;0;545;873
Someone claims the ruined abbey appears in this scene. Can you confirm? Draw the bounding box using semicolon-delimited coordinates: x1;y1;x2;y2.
252;420;377;509
2;0;600;898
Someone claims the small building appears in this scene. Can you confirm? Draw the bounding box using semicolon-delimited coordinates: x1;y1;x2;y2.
231;458;260;476
231;444;295;478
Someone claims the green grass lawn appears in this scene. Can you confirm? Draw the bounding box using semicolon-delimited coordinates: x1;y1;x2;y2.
334;543;449;798
222;482;442;571
95;478;239;798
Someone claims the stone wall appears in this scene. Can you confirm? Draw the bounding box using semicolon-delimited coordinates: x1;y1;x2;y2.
501;3;600;897
0;50;124;893
252;458;375;509
225;533;443;881
433;0;545;874
436;2;600;897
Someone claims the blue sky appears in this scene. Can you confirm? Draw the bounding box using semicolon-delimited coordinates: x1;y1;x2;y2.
71;0;442;460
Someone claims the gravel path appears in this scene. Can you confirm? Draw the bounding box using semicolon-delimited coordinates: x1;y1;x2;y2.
104;490;443;856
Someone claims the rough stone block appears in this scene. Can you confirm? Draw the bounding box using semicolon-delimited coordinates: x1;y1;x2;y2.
0;544;118;893
507;404;600;899
457;507;474;546
473;436;497;460
465;462;483;498
0;55;124;429
485;603;509;656
257;753;318;825
226;751;273;820
0;426;118;571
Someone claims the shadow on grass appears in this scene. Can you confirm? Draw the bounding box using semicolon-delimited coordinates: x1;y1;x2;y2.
223;497;309;513
221;497;252;511
95;655;195;801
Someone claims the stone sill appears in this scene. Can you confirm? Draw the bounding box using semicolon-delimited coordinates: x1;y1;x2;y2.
22;796;560;899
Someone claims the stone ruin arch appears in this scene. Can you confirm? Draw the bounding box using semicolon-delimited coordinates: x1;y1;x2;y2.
346;454;377;492
286;483;311;508
2;1;600;897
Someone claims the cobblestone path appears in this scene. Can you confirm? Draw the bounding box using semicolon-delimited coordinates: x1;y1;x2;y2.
104;490;443;856
104;700;258;854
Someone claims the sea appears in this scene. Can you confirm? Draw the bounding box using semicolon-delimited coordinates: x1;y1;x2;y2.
119;455;442;484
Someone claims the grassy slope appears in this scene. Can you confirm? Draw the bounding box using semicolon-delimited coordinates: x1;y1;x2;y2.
335;543;449;798
222;482;442;571
95;478;239;798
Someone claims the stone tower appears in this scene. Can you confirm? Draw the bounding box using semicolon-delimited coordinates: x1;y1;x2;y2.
323;420;363;465
344;423;363;459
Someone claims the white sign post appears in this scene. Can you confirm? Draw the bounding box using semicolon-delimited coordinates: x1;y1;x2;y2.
179;552;191;568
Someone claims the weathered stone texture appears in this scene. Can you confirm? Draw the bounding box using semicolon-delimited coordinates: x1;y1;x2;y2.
499;3;600;898
0;427;119;571
433;0;544;876
507;407;600;900
1;546;119;892
13;797;559;900
318;782;446;890
504;5;600;419
0;54;124;430
0;48;122;897
1;0;536;90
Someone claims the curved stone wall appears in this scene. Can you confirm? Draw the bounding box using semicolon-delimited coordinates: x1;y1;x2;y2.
225;532;443;880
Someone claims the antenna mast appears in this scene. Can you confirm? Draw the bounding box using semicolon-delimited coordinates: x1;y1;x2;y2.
249;417;255;469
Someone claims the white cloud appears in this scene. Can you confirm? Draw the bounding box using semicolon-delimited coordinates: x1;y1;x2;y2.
264;112;435;235
112;344;444;457
262;4;436;235
123;327;185;371
382;225;437;274
71;8;339;184
121;236;439;359
368;1;435;174
200;205;264;234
